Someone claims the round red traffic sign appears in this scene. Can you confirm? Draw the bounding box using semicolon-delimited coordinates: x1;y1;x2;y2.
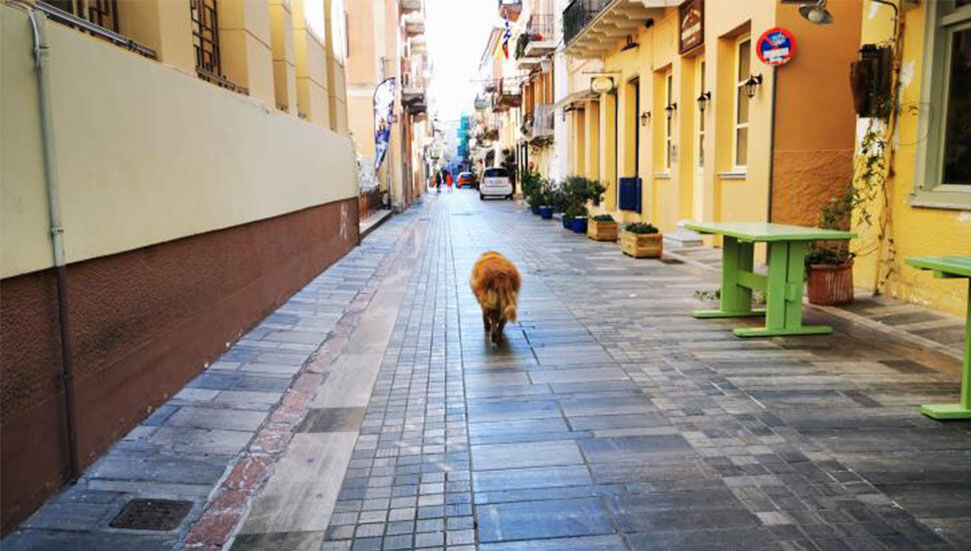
756;27;796;66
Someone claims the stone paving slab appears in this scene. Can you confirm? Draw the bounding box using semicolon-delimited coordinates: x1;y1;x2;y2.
298;191;970;551
7;191;971;550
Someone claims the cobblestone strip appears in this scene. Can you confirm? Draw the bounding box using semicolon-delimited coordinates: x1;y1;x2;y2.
182;210;423;550
319;198;477;551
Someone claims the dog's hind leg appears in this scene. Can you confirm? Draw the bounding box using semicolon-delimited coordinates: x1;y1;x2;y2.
482;312;492;333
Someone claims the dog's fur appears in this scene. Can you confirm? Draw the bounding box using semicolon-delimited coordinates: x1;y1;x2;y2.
470;252;521;344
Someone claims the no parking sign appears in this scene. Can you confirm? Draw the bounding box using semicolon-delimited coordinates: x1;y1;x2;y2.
756;28;796;66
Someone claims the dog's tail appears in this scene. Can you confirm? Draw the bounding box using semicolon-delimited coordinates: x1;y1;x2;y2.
497;286;518;323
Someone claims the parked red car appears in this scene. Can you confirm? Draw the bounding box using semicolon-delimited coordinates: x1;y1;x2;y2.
456;172;473;189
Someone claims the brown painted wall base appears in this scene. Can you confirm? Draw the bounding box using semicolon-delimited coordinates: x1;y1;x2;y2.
0;198;359;533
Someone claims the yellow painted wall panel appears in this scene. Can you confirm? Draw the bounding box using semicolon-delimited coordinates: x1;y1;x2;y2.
1;5;356;279
852;1;970;318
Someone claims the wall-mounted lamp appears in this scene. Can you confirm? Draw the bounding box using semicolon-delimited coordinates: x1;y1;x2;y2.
696;91;711;112
798;0;833;25
744;74;763;99
620;35;639;52
665;102;678;121
640;110;651;127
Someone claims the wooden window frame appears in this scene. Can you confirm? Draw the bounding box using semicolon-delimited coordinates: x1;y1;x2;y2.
911;0;971;209
733;35;751;170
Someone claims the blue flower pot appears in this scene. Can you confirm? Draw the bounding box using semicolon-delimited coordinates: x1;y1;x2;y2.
530;204;540;215
571;217;588;234
539;206;553;220
562;216;573;229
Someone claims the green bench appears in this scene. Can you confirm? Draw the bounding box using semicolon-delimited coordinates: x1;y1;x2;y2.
684;222;855;338
905;256;971;420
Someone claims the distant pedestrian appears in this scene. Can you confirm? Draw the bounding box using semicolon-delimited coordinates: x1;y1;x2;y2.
446;172;453;192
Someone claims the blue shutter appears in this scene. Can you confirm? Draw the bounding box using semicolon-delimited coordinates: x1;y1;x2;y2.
618;177;641;213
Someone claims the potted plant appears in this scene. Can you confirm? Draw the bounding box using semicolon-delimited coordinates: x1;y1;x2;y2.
539;204;553;219
620;222;662;258
567;206;589;233
806;194;855;305
588;214;619;241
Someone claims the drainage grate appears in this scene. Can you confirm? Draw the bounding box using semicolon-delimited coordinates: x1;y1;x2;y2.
109;499;193;531
660;258;684;264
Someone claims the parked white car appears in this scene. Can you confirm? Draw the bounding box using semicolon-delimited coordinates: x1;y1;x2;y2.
479;168;514;200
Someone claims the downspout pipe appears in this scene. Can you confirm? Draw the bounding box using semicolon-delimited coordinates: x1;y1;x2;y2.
16;1;81;482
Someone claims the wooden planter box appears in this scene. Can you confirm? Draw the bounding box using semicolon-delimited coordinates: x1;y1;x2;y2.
620;231;663;258
587;220;619;241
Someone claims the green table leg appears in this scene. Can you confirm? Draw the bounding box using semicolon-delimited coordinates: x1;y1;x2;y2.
921;280;971;420
693;236;765;319
734;240;833;338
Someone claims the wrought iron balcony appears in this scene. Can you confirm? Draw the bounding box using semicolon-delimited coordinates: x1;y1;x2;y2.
523;13;556;57
563;0;608;46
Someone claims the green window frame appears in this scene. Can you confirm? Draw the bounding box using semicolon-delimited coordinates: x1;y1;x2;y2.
911;0;971;209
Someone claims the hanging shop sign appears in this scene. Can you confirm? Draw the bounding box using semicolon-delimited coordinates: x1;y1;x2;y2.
590;76;615;95
678;0;704;54
756;27;796;66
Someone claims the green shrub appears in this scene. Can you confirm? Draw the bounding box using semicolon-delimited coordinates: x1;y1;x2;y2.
624;222;660;234
806;192;854;268
592;214;615;222
564;205;588;219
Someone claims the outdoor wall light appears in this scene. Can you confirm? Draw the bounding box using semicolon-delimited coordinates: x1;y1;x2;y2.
798;0;833;25
696;91;711;112
665;102;678;121
640;110;651;127
744;74;763;99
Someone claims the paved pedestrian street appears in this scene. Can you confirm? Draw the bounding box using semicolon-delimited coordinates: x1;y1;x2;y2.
6;191;971;551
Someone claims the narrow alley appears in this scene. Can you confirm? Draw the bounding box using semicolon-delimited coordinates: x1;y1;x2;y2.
7;191;970;551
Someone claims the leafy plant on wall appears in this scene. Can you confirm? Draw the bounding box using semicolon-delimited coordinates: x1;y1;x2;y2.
849;8;909;295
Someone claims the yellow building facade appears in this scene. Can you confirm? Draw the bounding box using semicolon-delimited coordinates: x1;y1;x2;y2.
852;0;970;317
562;0;862;245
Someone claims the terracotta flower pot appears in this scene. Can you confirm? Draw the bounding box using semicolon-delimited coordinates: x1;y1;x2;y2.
807;261;854;305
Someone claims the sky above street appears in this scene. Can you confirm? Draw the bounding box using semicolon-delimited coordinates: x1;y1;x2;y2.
425;0;502;123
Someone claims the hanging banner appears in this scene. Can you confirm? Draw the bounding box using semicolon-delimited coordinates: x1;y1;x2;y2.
678;0;704;54
756;27;796;66
373;77;396;173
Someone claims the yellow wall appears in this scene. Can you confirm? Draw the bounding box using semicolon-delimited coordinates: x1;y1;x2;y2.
852;1;970;318
269;0;298;113
1;5;357;279
218;0;276;105
292;0;331;126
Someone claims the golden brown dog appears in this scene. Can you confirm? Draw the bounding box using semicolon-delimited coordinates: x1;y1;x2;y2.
470;252;521;344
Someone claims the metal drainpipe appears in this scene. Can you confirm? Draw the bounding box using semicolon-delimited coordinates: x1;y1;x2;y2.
18;2;81;482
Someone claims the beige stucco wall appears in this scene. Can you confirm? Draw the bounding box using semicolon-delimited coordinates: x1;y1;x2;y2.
1;5;357;279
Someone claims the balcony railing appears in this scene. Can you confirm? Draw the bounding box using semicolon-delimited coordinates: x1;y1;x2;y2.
563;0;608;45
35;1;156;58
526;13;554;42
532;104;554;139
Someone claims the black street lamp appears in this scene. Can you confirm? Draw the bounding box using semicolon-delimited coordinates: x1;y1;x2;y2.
696;91;711;112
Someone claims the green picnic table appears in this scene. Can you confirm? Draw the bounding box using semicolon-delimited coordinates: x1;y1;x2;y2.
905;256;971;420
684;222;855;338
